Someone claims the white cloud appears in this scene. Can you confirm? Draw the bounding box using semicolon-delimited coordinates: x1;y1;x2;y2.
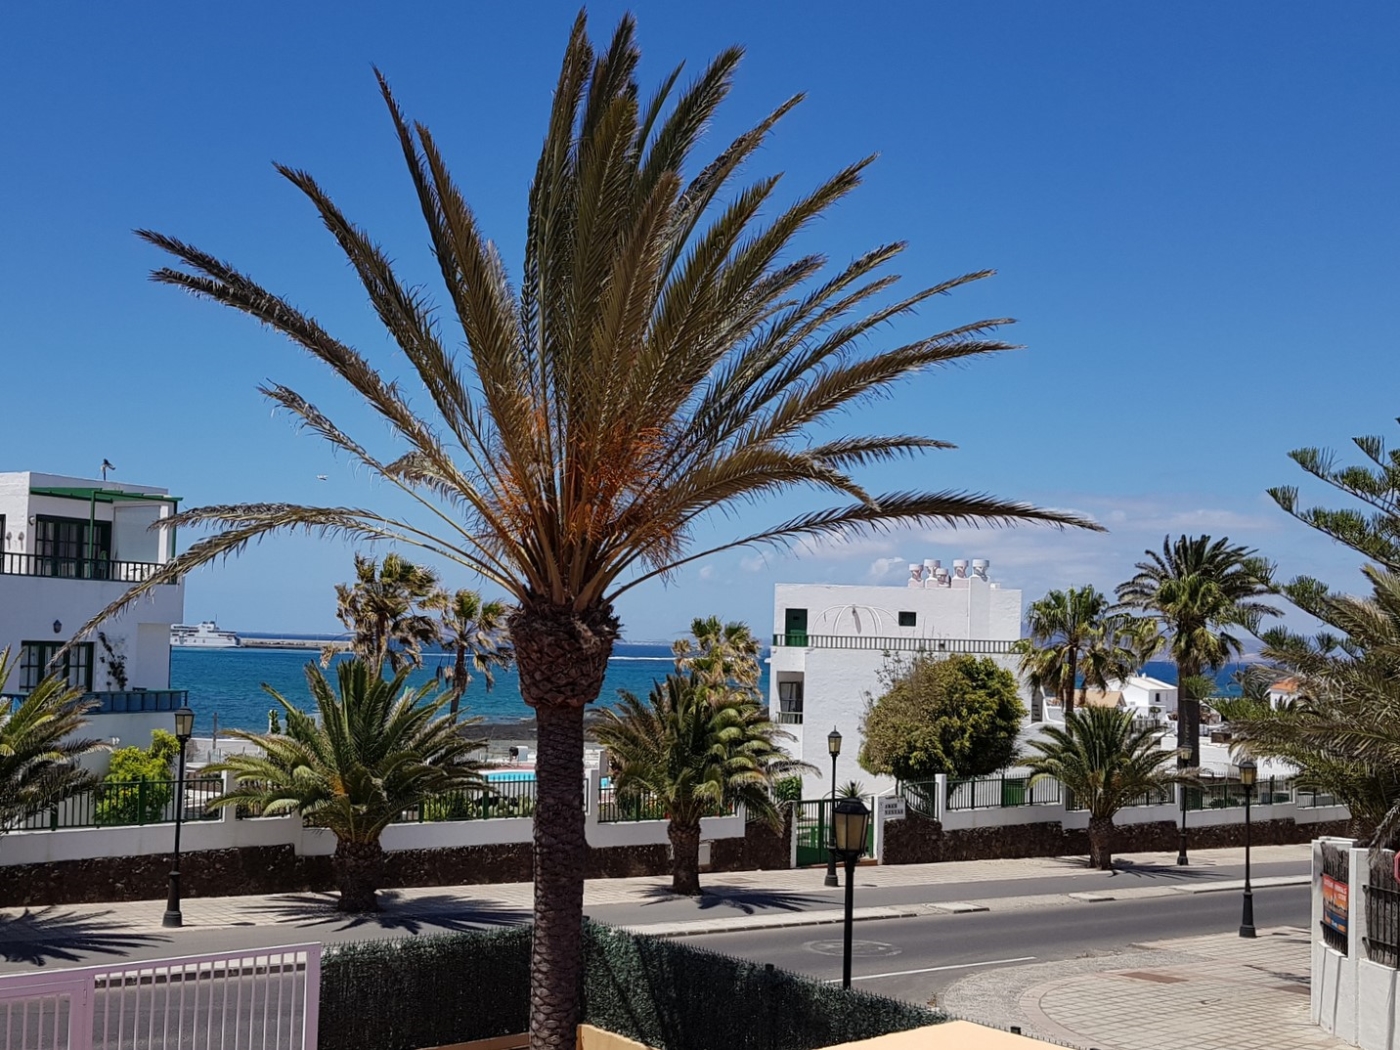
697;565;714;582
739;554;770;573
866;556;908;581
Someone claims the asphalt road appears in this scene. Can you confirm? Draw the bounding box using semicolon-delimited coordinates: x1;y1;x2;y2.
580;856;1306;928
0;855;1309;979
673;884;1312;1005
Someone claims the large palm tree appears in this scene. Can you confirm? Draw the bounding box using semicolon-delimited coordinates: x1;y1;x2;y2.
331;553;441;672
672;616;762;694
0;649;105;831
75;16;1098;1045
209;659;484;911
594;673;808;895
425;588;512;718
1115;535;1278;763
1025;707;1181;869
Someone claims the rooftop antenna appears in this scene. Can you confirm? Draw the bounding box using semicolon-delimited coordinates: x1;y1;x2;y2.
101;459;115;481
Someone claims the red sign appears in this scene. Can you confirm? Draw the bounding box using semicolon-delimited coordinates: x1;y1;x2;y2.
1322;873;1349;937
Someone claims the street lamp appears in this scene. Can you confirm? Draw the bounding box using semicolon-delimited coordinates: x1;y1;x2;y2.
832;796;871;989
1238;755;1257;938
824;727;842;888
162;706;195;929
1176;746;1191;866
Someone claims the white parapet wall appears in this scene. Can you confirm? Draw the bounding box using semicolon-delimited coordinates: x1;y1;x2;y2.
1312;838;1400;1050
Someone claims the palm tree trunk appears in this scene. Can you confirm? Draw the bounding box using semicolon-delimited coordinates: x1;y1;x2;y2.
451;643;467;718
333;838;386;912
668;819;703;896
511;600;619;1050
1064;647;1078;713
1087;816;1115;870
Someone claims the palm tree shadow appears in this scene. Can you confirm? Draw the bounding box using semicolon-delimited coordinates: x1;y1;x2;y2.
0;908;167;966
637;885;827;915
251;892;530;933
1108;861;1217;882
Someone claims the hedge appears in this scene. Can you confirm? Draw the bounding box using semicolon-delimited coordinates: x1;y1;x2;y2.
320;922;942;1050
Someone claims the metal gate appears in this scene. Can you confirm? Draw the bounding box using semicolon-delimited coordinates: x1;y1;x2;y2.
0;943;320;1050
794;798;875;867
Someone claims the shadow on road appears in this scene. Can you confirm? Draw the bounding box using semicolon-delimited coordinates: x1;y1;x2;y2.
251;893;530;933
1108;862;1218;882
0;909;167;966
636;885;829;915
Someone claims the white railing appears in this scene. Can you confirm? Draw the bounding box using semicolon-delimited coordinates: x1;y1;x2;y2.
0;943;320;1050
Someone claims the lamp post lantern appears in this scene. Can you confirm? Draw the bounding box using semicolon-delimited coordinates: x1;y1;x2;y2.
1238;756;1257;938
1176;747;1191;866
162;706;195;929
824;727;842;888
832;796;871;989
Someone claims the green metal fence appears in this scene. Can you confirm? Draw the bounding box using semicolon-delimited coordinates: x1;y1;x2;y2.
8;776;224;831
394;776;537;823
794;798;874;866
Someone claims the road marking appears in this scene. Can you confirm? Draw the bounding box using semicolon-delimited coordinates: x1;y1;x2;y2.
830;955;1038;982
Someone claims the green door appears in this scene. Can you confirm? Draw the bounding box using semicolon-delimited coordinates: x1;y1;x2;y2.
784;608;809;647
795;799;828;866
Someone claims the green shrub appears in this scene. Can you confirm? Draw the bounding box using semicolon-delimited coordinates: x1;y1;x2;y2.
316;923;942;1050
96;729;178;825
773;776;803;803
320;928;531;1050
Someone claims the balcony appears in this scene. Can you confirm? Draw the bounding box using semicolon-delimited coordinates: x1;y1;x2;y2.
0;552;167;583
3;689;189;714
771;633;1016;654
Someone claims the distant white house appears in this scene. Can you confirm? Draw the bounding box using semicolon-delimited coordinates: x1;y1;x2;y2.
0;471;187;765
768;557;1023;796
1048;675;1179;723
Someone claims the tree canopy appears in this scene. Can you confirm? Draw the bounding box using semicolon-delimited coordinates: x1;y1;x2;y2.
858;654;1024;781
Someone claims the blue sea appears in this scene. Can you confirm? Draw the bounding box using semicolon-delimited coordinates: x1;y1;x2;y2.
171;642;746;732
170;644;1240;734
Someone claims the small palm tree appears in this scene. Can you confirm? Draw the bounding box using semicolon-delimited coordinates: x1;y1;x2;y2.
330;553;441;673
595;673;807;895
1016;586;1147;713
1025;707;1180;869
209;659;485;911
0;649;104;831
425;588;513;718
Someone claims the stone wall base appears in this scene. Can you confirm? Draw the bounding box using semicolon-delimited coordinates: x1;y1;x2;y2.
0;817;794;907
882;812;1353;866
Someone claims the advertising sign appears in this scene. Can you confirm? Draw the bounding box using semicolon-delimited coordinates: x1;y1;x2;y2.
1322;873;1349;936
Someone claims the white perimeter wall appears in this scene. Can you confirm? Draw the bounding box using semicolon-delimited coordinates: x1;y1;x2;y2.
0;768;747;868
1313;839;1400;1050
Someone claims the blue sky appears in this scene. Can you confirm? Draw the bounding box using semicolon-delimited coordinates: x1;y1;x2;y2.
3;3;1396;641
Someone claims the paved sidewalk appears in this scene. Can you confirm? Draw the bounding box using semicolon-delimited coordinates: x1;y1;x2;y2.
942;926;1341;1050
0;844;1310;938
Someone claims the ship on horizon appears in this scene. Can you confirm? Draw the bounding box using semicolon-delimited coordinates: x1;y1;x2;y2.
171;621;241;648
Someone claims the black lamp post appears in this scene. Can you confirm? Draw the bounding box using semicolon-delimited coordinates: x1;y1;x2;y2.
832;796;870;989
1177;747;1191;866
162;706;195;929
1238;755;1257;938
825;727;842;888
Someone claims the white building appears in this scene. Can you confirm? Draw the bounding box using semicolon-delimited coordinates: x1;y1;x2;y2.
767;557;1022;796
1053;675;1179;723
0;471;186;759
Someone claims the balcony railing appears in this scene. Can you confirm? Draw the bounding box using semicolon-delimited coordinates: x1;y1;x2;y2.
0;551;167;583
771;633;1017;654
3;690;189;714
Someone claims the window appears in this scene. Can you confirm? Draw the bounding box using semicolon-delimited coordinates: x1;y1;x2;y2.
34;516;112;579
898;611;917;627
19;641;93;693
778;679;804;724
